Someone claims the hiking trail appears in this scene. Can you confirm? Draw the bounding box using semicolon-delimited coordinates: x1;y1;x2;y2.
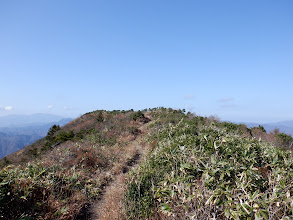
89;122;149;220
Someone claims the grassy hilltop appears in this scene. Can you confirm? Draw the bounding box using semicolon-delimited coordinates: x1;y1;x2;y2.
1;108;293;219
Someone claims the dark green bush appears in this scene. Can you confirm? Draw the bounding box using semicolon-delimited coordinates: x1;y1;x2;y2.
56;130;74;142
276;133;293;148
221;122;241;133
258;125;266;133
131;110;144;121
96;111;104;122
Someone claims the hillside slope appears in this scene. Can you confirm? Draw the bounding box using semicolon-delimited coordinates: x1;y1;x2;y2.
1;108;293;219
126;109;293;219
0;109;151;219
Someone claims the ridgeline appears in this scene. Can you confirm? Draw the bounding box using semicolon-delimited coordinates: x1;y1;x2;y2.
1;108;293;219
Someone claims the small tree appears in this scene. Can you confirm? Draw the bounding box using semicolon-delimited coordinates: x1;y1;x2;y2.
258;125;266;133
46;125;60;142
97;111;104;122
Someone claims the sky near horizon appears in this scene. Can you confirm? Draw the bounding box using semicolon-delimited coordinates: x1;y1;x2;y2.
0;1;292;123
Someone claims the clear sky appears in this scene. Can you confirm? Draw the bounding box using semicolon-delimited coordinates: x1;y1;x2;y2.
0;0;292;123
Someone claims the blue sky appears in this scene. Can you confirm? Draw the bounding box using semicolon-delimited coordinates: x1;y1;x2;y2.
0;0;292;123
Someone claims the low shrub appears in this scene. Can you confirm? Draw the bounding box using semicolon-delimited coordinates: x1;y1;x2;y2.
276;132;293;149
126;111;293;219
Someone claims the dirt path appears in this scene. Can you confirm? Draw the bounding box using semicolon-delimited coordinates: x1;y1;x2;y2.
89;123;149;220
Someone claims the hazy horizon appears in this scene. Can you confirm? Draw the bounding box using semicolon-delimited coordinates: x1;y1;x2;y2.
0;111;292;125
1;1;292;123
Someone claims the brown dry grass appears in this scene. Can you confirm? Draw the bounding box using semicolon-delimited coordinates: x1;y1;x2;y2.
91;123;150;220
0;110;153;219
95;174;128;220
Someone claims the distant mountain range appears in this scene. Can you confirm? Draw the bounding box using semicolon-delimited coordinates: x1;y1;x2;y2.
0;114;73;159
0;113;66;127
238;120;293;136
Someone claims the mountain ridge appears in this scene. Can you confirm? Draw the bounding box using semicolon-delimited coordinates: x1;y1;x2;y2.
1;108;293;219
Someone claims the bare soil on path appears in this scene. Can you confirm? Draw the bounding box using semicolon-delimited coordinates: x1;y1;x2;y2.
89;123;149;220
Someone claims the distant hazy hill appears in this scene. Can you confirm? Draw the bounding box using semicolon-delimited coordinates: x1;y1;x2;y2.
0;114;72;159
0;113;65;127
0;132;41;160
240;120;293;136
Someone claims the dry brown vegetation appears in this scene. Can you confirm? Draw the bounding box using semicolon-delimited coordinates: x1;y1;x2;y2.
0;110;151;219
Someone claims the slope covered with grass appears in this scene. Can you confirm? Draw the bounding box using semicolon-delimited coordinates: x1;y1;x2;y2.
126;109;293;219
1;108;292;219
0;110;149;219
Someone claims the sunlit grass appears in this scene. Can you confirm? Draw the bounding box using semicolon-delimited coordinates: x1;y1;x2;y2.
126;109;293;219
